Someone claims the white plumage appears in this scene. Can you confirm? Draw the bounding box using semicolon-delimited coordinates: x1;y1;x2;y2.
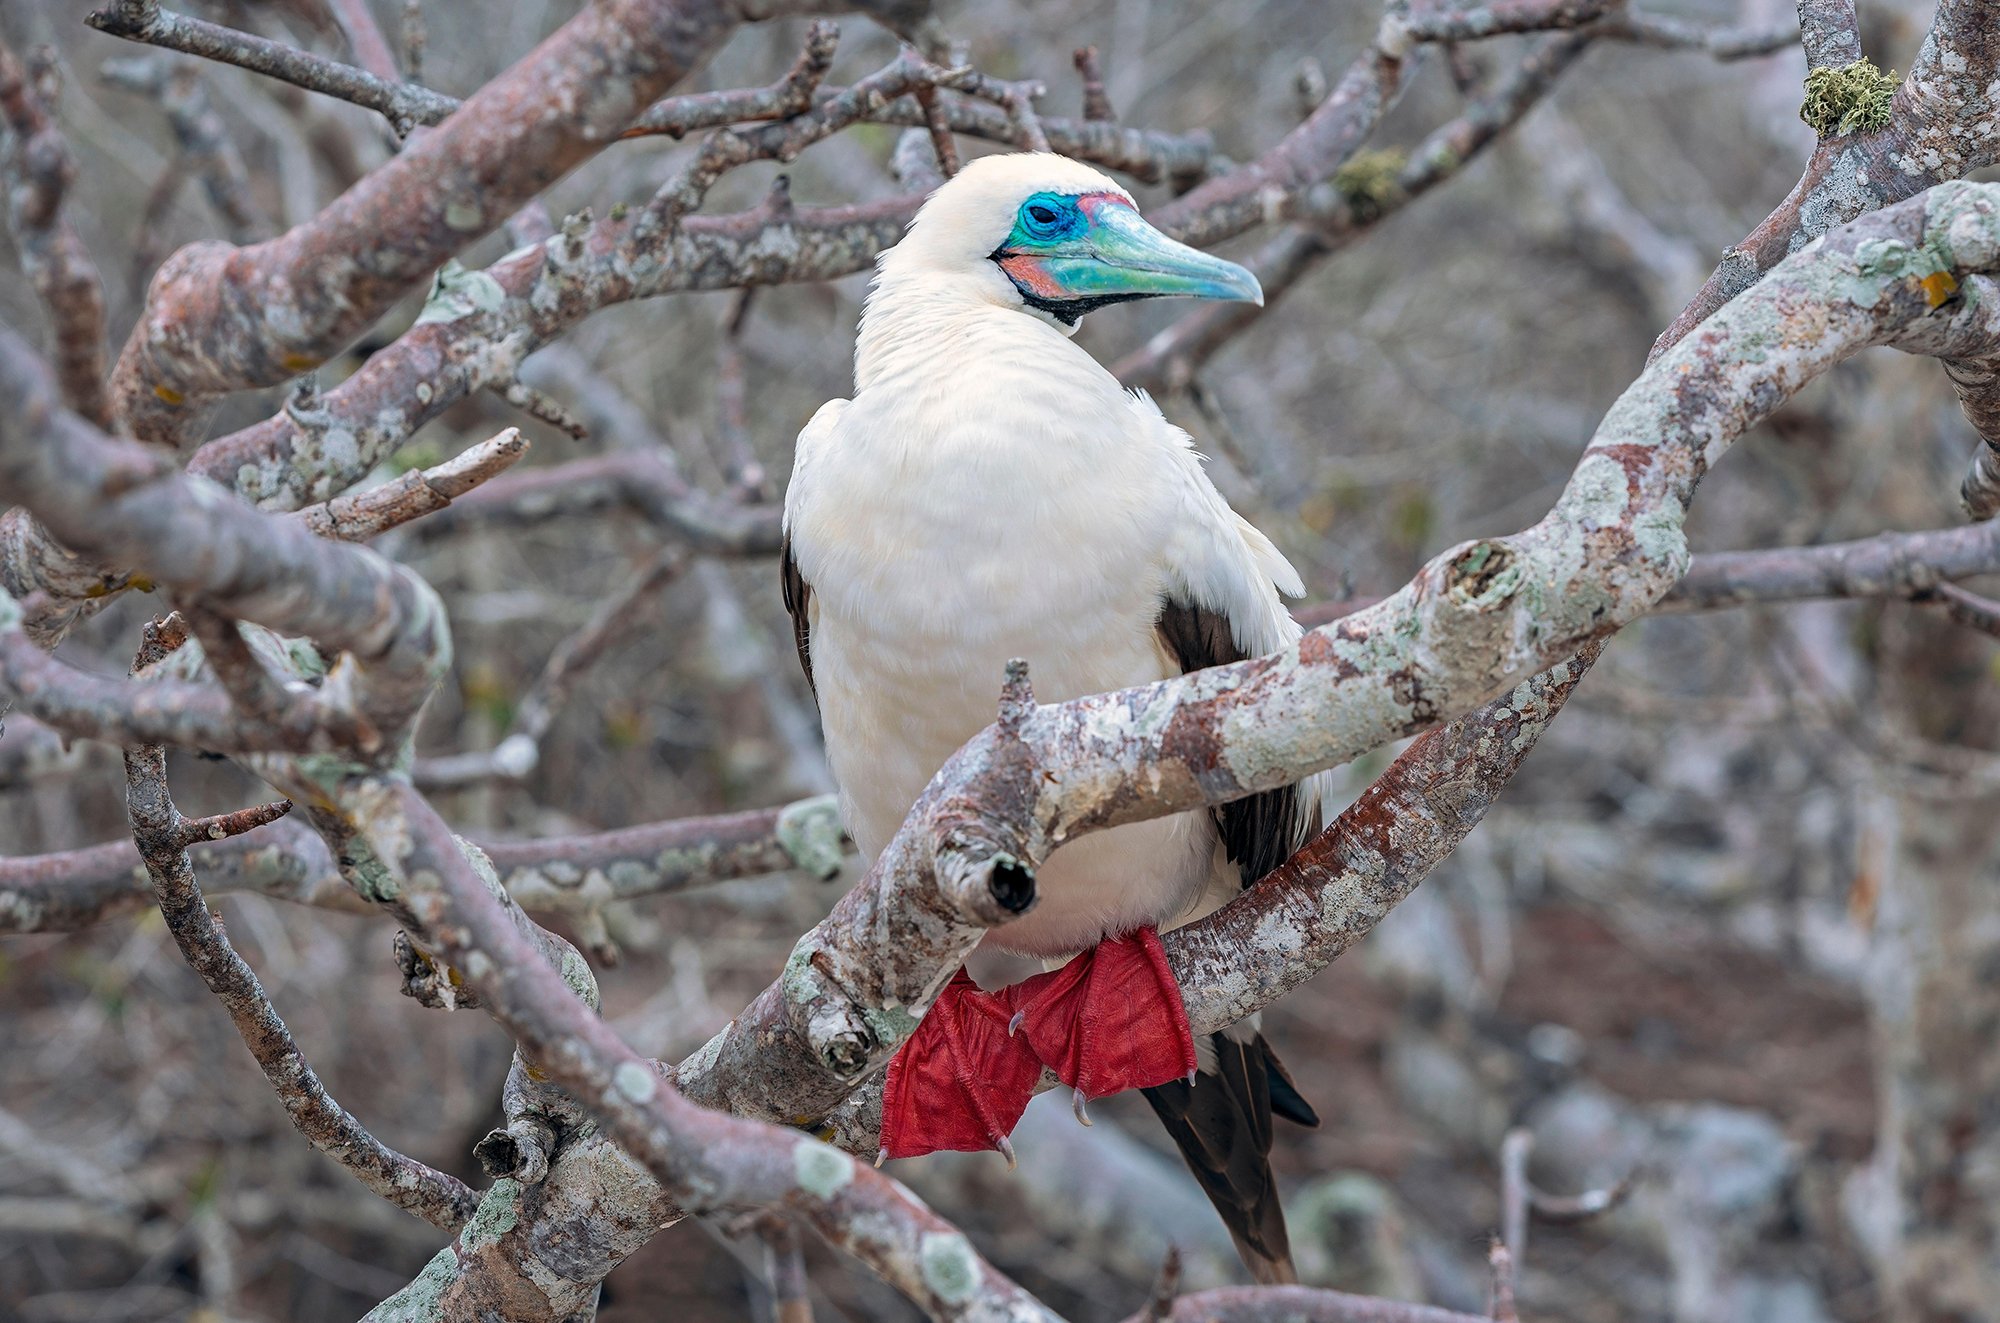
784;155;1319;959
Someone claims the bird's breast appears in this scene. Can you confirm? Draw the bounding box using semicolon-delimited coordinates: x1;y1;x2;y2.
791;390;1182;864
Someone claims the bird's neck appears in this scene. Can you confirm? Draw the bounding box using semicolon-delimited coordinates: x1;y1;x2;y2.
855;271;1091;395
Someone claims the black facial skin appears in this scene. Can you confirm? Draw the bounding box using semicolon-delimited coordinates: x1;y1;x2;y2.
988;247;1161;327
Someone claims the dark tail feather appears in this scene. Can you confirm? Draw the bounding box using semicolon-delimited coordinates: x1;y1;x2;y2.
1142;1031;1318;1284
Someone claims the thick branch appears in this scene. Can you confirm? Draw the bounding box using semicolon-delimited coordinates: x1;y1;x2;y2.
1650;0;1998;358
329;782;1053;1323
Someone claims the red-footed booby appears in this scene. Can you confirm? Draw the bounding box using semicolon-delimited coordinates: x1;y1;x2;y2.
781;152;1324;1282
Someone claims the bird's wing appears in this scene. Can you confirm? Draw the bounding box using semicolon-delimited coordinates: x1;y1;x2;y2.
780;399;849;701
1139;390;1322;882
1136;390;1325;1285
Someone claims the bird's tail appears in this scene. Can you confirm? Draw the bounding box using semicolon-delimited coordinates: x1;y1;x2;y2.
1142;1028;1320;1284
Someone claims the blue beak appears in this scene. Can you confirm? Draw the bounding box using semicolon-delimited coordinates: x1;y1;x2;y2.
997;195;1263;315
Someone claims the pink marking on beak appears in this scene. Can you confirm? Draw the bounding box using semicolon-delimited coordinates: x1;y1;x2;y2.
997;253;1067;299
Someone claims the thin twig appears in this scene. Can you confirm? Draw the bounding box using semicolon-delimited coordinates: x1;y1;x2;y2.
296;427;530;541
324;0;401;81
0;42;111;428
1930;581;2000;638
414;549;686;794
1074;46;1115;121
762;1217;814;1323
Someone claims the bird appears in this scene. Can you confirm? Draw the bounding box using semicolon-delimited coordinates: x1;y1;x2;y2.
781;152;1324;1282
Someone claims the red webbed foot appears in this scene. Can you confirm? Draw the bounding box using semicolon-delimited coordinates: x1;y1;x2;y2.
879;970;1043;1162
1002;927;1198;1112
878;930;1198;1161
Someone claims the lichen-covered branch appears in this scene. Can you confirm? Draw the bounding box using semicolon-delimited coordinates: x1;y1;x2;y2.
297;427;529;541
0;42;109;429
1795;0;1863;71
0;798;848;934
0;609;373;755
1650;0;1997;357
0;324;448;751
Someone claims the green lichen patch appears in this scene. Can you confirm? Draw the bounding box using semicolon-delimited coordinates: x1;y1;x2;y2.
918;1230;980;1304
415;260;507;327
776;795;847;880
366;1244;459;1321
792;1138;855;1198
1799;58;1898;137
459;1180;521;1252
1334;148;1408;221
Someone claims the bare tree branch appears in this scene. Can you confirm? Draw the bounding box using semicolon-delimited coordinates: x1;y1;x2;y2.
1662;519;2000;611
1120;1287;1493;1323
0;41;110;428
0;798;847;934
306;781;1056;1323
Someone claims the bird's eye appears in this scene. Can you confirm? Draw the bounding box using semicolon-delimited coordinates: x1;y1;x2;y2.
1027;204;1059;226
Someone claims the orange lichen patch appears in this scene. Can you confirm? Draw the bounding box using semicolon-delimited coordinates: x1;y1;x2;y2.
279;352;322;373
1921;269;1959;308
152;384;184;405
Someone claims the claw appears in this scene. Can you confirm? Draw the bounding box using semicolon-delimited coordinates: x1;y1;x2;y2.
1072;1088;1093;1127
995;1134;1018;1170
1186;1068;1198;1087
1008;1009;1026;1037
875;1146;888;1169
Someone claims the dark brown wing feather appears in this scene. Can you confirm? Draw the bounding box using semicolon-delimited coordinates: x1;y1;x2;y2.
1149;596;1321;1283
1142;1033;1301;1284
780;534;815;700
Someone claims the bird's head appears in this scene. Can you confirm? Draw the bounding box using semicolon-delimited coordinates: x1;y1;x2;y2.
880;153;1262;329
